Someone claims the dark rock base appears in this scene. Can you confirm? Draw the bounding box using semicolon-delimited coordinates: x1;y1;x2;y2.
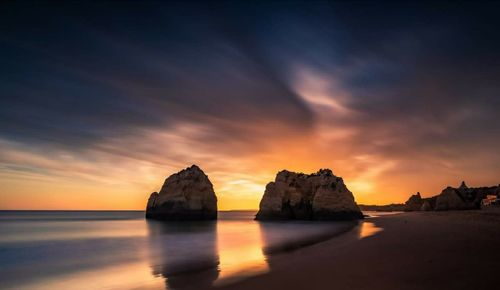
146;209;217;221
255;210;364;221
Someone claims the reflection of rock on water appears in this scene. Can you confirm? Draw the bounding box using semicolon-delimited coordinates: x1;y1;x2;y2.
258;220;358;255
146;220;219;289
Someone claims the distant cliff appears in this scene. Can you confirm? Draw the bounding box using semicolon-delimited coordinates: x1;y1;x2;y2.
402;181;500;212
360;182;499;212
146;165;217;220
255;169;363;220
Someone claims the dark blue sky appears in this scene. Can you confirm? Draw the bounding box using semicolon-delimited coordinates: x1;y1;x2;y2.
1;1;500;209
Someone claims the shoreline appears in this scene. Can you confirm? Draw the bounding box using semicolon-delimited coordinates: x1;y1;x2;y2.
215;209;500;290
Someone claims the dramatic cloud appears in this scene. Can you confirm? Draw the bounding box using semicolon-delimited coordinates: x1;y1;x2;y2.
1;1;499;209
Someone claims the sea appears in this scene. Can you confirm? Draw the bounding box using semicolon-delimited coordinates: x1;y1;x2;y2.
0;210;383;290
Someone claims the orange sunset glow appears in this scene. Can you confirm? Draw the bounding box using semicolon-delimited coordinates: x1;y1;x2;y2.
1;2;500;211
1;100;498;211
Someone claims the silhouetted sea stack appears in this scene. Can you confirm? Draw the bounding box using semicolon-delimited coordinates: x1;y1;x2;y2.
146;165;217;220
255;169;363;221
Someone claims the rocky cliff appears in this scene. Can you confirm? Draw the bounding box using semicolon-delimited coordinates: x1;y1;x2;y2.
146;165;217;220
255;169;363;220
434;182;480;211
401;181;499;211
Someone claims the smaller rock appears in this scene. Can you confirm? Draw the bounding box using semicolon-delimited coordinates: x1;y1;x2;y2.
145;165;217;220
404;192;424;211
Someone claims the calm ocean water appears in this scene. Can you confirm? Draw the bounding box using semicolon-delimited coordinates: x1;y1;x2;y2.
0;210;380;290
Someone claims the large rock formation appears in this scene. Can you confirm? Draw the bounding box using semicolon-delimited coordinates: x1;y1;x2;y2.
255;169;363;220
146;165;217;220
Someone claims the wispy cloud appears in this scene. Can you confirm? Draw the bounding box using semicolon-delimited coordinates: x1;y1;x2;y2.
1;2;499;209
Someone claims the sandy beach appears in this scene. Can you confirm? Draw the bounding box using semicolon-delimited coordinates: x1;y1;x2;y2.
217;210;500;290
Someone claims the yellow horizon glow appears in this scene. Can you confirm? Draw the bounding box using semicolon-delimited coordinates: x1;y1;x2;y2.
1;68;499;211
2;160;496;210
2;116;498;210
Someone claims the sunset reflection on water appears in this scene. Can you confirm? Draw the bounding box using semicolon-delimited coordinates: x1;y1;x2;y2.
146;212;352;289
214;220;270;286
357;222;383;239
0;211;355;290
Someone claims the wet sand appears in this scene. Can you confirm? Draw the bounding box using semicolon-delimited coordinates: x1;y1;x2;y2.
217;210;500;290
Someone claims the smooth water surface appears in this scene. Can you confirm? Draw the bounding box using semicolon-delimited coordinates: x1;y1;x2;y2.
0;210;359;290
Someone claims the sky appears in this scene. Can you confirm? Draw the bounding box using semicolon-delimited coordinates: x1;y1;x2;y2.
1;1;500;210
